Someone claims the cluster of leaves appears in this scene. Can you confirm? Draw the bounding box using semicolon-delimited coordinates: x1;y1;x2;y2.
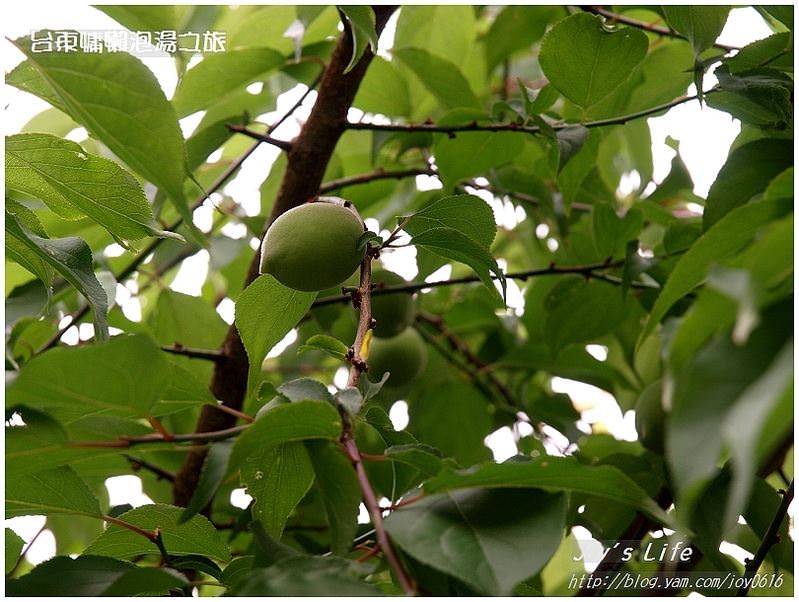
5;5;794;596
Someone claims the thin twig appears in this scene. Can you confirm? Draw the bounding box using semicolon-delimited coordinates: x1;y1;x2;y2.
124;454;176;482
8;524;46;576
70;424;249;448
313;259;657;307
161;344;227;362
102;514;160;543
225;124;293;151
737;481;794;596
318;167;435;194
581;6;739;52
345;93;704;136
338;250;417;595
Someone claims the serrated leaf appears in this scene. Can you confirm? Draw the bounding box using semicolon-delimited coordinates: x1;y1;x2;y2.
423;456;674;527
5;529;24;574
6;466;101;518
172;48;285;117
592;203;643;259
643;196;791;339
402;193;496;250
179;441;234;524
298;334;349;360
539;13;648;109
385;488;567;595
240;441;314;538
9;33;192;228
231;555;381;596
338;6;378;74
6;133;180;241
393;47;480;109
663;6;730;56
410;227;505;301
5;555;186;596
7;334;169;420
6;214;109;339
229;400;342;471
305;440;361;556
386;443;445;478
84;504;231;562
235;274;317;400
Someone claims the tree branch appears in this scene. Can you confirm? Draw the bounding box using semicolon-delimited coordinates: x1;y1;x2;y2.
345;93;704;136
319;166;435;194
737;480;794;596
160;344;226;362
124;454;176;482
313;259;658;307
172;5;399;507
225;124;294;151
580;6;739;52
70;424;248;448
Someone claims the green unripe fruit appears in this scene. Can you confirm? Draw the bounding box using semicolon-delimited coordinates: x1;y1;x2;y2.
371;269;415;338
368;328;427;391
260;202;365;292
635;379;666;454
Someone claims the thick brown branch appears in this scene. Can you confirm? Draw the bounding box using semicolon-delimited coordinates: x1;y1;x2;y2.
172;5;399;507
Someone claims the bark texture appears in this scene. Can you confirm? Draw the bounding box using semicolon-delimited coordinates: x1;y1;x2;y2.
173;6;398;506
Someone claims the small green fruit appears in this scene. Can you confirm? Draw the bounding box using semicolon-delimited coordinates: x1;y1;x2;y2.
371;269;415;338
260;202;365;292
368;328;427;391
635;379;666;454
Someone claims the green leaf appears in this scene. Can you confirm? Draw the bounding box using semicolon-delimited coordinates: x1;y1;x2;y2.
6;334;169;420
298;334;349;360
412;382;493;467
6;466;101;518
592;203;643;259
9;33;191;227
643;196;791;338
172;47;285;117
338;6;378;74
5;555;186;596
393;47;480;110
385;444;445;478
306;440;362;556
539;13;648;109
725;33;793;74
5;212;54;288
6;134;179;241
385;488;567;595
544;278;630;353
6;214;109;339
708;67;793;130
663;6;730;56
402;193;496;250
83;504;231;562
722;340;793;532
100;566;188;596
231;556;381;596
5;529;24;574
353;56;411;117
410;227;505;301
97;5;177;33
179;441;234;524
482;6;557;73
235;274;317;399
433;117;525;188
220;555;255;586
229;400;342;470
240;441;314;538
277;377;334;403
